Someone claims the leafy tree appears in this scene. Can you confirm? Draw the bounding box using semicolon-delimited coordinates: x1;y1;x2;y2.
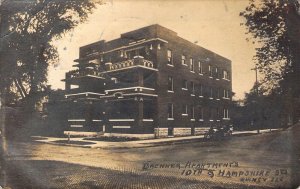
240;0;300;124
0;0;102;110
232;82;283;131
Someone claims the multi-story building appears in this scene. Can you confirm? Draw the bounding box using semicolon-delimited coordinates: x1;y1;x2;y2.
62;24;232;137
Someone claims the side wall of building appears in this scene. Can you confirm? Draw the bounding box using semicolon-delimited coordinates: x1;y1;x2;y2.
154;27;232;136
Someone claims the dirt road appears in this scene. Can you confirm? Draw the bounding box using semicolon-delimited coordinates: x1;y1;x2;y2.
2;125;300;188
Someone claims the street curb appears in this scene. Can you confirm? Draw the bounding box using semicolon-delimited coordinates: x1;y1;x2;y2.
34;140;94;148
33;130;280;149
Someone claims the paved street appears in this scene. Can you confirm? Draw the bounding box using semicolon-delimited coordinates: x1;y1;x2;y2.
2;125;300;189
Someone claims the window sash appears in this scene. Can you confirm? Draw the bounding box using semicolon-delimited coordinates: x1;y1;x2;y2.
182;80;188;89
168;103;174;118
209;108;214;119
199;61;203;73
191;106;195;119
223;108;229;118
181;55;186;65
190;58;194;71
199;107;203;119
223;89;229;98
182;105;188;114
191;82;195;94
199;84;203;96
223;70;229;79
209;65;213;77
210;87;213;98
168;76;173;91
167;50;173;64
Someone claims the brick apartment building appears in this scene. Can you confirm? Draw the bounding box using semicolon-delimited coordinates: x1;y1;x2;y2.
62;24;232;138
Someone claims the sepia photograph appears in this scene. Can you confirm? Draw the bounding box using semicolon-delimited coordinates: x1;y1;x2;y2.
0;0;299;188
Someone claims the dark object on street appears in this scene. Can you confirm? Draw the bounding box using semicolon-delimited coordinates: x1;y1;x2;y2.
204;125;233;140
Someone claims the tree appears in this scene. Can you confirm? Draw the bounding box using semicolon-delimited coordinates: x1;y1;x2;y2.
231;82;283;131
240;0;300;124
0;0;102;110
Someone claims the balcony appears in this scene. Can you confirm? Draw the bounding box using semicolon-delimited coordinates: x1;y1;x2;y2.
66;68;104;80
106;86;156;95
105;56;156;72
102;86;157;101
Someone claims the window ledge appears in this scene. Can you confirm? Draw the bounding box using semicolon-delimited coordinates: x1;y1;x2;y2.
209;97;213;100
167;64;174;67
190;71;195;73
168;118;174;120
199;96;204;98
199;73;203;76
190;119;195;121
209;120;214;122
167;90;174;93
182;64;188;66
143;119;154;122
216;120;220;122
182;88;188;91
216;99;220;101
223;118;230;120
191;94;195;96
182;114;188;116
222;97;230;100
199;119;204;122
216;78;220;81
209;76;213;79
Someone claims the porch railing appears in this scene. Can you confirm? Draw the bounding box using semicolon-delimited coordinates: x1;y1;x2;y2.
66;68;104;79
105;56;154;71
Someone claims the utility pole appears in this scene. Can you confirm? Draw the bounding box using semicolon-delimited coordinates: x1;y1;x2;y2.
251;66;260;134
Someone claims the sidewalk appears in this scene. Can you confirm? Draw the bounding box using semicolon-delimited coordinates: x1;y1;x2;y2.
33;129;281;149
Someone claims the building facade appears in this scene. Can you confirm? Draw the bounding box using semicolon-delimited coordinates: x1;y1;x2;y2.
63;25;232;137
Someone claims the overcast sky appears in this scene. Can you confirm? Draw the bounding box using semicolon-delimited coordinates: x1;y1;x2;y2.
49;0;258;100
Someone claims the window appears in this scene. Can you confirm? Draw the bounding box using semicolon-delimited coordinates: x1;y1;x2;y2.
168;103;174;119
182;79;188;90
182;104;188;115
223;108;229;119
167;50;173;65
190;81;195;95
216;88;220;99
199;61;203;74
191;106;195;119
223;89;229;98
209;108;214;120
168;76;174;92
215;67;219;78
209;65;214;77
216;108;220;119
190;58;194;72
181;55;186;65
223;70;230;80
144;101;155;119
209;87;213;99
199;84;203;97
199;107;204;120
